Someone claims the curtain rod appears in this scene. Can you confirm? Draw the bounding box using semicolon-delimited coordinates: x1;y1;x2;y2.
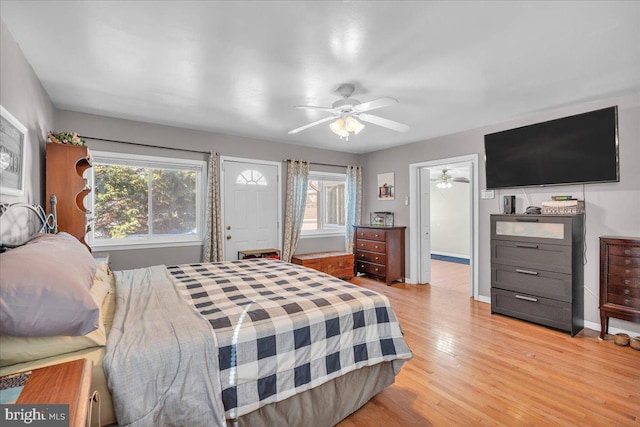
284;159;353;168
80;135;211;155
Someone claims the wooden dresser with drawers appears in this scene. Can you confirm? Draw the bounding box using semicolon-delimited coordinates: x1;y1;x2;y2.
353;225;406;285
599;236;640;339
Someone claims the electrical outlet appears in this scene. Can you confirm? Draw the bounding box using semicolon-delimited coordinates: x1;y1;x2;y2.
404;196;409;205
481;190;495;199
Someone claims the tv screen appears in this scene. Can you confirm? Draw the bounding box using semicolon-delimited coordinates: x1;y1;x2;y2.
484;106;619;189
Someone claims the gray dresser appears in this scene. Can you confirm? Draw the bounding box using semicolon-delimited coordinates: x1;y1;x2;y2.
490;214;584;336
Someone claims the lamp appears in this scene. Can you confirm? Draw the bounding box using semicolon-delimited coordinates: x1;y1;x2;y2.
330;115;364;140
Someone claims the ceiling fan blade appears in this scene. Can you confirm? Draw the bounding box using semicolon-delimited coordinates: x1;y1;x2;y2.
295;105;336;113
452;177;470;183
357;113;409;133
353;97;398;113
288;116;336;134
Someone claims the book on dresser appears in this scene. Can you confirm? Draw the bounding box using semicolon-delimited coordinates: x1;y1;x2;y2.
490;214;585;336
353;225;406;285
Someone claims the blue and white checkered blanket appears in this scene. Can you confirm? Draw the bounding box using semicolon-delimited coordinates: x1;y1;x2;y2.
168;258;412;420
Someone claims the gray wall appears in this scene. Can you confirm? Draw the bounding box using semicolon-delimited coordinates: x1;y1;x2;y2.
430;181;470;257
362;92;640;333
0;20;54;205
55;110;361;270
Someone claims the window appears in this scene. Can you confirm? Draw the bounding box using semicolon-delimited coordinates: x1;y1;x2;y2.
88;151;206;248
301;172;346;237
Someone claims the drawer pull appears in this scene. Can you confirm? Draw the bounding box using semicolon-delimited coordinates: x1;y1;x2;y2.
625;249;631;255
375;246;380;249
515;295;538;302
375;234;379;238
374;268;379;272
516;269;539;276
625;280;630;285
375;257;380;261
516;244;539;249
624;289;630;295
625;299;631;305
516;218;539;222
625;259;631;265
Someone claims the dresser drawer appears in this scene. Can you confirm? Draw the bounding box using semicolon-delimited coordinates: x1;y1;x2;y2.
607;275;640;288
607;293;640;309
492;265;572;302
355;228;386;242
609;255;640;268
491;288;572;332
356;262;386;277
491;240;572;274
608;265;640;278
609;245;640;258
608;284;640;298
356;239;386;253
356;251;386;265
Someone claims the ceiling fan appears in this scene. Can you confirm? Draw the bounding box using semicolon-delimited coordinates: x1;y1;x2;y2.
288;83;409;139
431;169;469;189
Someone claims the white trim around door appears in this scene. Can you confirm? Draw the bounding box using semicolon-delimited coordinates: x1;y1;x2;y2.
220;156;283;259
409;154;480;300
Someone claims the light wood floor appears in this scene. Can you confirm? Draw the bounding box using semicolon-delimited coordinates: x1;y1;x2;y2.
338;270;640;426
428;259;470;294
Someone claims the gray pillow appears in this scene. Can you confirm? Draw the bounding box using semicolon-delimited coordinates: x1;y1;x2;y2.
0;232;99;337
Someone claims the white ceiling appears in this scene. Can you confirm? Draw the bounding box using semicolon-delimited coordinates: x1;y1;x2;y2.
2;1;639;154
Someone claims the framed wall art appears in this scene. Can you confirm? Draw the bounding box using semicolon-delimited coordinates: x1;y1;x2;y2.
0;106;27;197
377;172;395;200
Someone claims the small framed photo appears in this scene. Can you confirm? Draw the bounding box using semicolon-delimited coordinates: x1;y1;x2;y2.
377;172;395;200
0;106;27;197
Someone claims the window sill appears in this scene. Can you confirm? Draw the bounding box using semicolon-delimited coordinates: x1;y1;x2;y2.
90;240;203;251
299;232;345;240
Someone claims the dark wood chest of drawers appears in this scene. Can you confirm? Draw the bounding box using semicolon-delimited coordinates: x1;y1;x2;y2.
490;214;584;336
599;236;640;339
354;225;406;285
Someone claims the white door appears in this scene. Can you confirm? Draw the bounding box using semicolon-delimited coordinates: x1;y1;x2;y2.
222;160;279;260
420;167;432;283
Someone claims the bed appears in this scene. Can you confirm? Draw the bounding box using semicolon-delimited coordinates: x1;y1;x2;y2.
0;202;412;426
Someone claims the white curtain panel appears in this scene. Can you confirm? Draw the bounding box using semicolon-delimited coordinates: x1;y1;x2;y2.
345;165;362;252
202;151;223;262
282;159;310;262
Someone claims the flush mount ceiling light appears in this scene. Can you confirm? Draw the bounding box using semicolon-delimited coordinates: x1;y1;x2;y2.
288;83;409;140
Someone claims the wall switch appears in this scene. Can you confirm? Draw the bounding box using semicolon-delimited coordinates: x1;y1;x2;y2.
481;190;495;199
404;196;409;205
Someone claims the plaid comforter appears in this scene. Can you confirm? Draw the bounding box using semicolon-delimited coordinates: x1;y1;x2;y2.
168;258;412;419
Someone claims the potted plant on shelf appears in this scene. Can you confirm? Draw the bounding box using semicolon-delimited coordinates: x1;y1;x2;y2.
48;131;86;146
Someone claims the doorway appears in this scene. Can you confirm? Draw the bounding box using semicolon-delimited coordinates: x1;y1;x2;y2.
221;157;281;261
409;154;479;299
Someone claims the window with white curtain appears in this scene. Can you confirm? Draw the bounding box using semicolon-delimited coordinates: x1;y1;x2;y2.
87;151;206;249
301;171;346;237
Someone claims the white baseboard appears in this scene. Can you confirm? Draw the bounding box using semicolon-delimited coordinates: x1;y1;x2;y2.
477;295;491;304
583;320;640;337
431;251;470;260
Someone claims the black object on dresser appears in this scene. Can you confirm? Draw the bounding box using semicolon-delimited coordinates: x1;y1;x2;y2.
354;225;406;285
490;214;584;336
599;237;640;339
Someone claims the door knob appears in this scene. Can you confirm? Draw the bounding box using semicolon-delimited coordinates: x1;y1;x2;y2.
226;226;231;230
226;235;232;240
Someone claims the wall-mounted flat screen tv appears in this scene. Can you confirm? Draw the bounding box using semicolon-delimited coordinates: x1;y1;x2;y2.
484;106;619;189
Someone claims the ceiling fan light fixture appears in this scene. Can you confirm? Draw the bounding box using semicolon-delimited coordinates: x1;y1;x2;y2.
436;181;452;189
329;118;345;135
344;116;364;134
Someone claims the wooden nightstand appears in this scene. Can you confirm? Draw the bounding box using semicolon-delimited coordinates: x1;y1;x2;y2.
16;359;93;427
